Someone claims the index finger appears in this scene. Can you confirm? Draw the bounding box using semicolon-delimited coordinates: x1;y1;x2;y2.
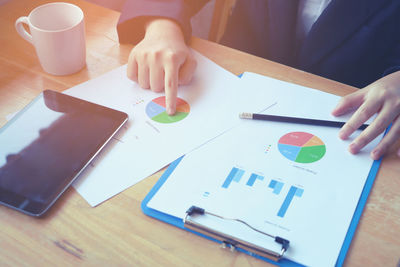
339;99;380;140
164;61;179;115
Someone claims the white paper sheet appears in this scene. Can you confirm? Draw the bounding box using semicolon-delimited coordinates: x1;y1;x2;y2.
65;52;276;206
147;72;383;266
239;72;378;123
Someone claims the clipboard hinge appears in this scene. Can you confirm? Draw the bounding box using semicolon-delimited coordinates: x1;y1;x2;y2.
183;205;289;261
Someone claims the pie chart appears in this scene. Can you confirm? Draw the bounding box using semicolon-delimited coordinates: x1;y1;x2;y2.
145;96;190;123
278;132;326;163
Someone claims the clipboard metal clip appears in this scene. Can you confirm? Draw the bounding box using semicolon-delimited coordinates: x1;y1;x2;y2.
183;206;290;262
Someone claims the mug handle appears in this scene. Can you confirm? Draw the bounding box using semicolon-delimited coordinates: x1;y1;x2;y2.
15;17;33;44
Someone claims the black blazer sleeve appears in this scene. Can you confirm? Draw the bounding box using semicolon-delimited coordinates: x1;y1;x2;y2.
117;0;209;44
382;40;400;78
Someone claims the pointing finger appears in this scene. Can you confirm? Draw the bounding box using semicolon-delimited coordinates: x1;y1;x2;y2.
164;59;179;115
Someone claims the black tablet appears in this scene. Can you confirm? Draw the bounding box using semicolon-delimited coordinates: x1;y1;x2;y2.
0;90;128;216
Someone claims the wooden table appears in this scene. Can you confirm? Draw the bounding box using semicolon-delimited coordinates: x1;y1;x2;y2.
1;1;400;266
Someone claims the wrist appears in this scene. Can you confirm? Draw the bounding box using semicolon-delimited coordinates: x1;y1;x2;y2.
144;18;185;41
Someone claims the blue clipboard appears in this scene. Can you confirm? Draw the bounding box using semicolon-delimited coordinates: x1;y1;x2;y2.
142;72;385;265
142;154;383;266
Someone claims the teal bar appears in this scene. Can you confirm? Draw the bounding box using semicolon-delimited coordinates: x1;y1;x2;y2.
233;169;245;182
273;181;284;194
295;188;304;197
222;167;238;188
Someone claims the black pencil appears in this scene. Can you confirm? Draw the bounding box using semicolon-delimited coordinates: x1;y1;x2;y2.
239;112;369;130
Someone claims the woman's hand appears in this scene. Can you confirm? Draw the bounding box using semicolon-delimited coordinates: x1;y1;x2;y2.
332;71;400;160
127;18;197;115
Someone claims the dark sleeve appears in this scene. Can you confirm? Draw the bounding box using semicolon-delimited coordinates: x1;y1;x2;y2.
381;2;400;77
117;0;210;44
382;44;400;77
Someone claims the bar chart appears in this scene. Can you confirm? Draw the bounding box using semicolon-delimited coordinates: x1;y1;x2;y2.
221;167;304;218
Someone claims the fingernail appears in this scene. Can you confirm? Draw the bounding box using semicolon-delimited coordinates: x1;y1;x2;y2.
167;107;175;115
349;143;359;154
339;129;347;140
371;149;380;160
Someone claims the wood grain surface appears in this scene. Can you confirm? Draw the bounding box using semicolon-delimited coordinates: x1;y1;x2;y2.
1;1;399;266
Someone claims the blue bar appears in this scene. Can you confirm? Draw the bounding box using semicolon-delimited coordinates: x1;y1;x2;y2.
222;167;238;188
246;174;258;186
278;186;299;217
268;180;277;188
268;180;283;194
295;188;304;197
246;174;264;186
273;181;284;194
233;169;245;182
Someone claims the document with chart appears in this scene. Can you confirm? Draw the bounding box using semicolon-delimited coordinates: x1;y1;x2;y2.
146;119;381;267
63;53;276;206
145;72;383;266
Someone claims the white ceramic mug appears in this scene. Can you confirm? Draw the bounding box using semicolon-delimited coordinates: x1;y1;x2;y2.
15;2;86;76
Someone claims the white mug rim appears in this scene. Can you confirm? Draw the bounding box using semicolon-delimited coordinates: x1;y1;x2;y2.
27;2;84;33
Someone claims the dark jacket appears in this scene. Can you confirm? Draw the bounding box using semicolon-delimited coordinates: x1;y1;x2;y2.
117;0;400;88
